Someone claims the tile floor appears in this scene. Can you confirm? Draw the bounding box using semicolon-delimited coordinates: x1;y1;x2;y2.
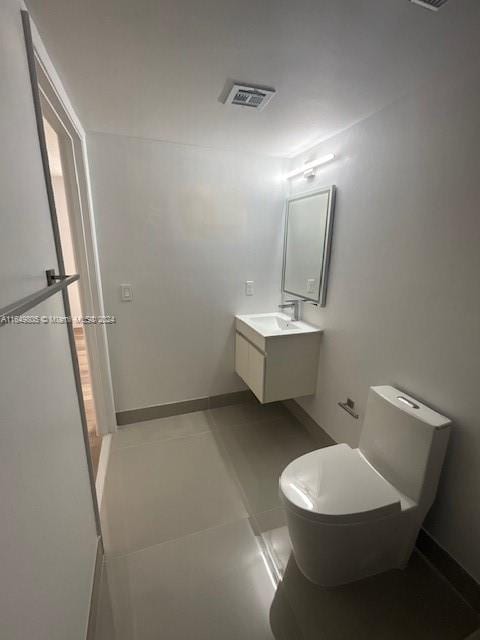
94;400;479;640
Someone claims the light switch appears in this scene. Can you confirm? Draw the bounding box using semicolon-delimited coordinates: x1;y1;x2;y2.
245;280;254;296
121;284;133;301
307;278;316;294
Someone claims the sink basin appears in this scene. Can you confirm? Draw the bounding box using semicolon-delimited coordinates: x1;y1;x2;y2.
236;312;320;338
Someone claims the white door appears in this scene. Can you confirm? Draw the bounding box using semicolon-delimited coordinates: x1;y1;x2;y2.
0;8;100;639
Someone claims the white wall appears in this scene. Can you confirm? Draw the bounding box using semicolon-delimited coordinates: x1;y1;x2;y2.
0;3;98;638
88;133;285;412
288;64;480;581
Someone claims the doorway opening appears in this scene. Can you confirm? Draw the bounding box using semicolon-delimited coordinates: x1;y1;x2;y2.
43;116;102;476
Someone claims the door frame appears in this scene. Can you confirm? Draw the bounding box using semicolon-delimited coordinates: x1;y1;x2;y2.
28;18;117;443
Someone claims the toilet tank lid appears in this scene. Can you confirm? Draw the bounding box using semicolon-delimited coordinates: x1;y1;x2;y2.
371;386;451;429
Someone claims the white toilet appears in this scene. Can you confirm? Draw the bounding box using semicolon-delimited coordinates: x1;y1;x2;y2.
279;385;451;586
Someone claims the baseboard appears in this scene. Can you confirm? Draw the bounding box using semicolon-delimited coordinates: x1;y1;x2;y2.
416;529;480;613
283;398;480;613
208;390;255;409
282;398;335;447
116;390;255;426
85;536;104;640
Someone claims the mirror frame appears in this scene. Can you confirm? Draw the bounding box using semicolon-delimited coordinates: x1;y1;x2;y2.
281;184;336;307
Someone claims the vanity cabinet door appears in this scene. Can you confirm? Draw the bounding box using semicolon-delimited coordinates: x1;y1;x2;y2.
248;344;265;401
235;332;265;402
235;333;249;382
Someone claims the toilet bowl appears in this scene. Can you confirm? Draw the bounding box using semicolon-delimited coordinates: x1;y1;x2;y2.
279;386;451;586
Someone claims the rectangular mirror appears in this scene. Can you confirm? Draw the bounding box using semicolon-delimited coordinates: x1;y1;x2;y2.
282;185;336;306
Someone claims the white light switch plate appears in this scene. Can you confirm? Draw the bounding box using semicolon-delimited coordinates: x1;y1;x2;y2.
307;278;316;294
245;281;254;296
121;284;133;301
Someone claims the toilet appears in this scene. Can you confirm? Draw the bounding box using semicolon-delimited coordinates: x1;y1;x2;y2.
279;385;451;586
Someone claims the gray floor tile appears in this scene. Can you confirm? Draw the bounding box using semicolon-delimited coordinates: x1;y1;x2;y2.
272;551;479;640
102;431;247;555
96;519;290;640
212;414;317;515
112;410;214;449
98;404;479;640
92;565;128;640
252;508;287;534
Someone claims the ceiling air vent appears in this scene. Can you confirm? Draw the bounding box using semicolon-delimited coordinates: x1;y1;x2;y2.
409;0;448;11
225;83;276;111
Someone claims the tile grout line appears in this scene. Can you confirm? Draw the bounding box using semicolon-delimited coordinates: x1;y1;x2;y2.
208;422;263;522
111;406;291;452
104;404;297;566
103;514;253;562
112;427;214;451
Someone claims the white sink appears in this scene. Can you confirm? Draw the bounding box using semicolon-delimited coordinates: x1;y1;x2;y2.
236;312;320;338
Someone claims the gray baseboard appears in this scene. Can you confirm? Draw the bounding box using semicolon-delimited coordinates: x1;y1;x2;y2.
116;390;255;426
282;398;335;448
86;537;104;640
416;529;480;613
283;398;480;613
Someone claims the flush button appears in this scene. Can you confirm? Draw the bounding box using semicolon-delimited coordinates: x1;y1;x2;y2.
397;396;419;409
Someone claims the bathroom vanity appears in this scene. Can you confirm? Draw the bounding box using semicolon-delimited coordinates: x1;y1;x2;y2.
234;184;334;403
235;313;322;403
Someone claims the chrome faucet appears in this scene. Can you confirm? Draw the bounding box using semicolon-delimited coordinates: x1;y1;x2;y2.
278;299;301;321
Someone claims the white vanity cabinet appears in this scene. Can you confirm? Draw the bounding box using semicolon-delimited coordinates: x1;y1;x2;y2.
235;332;266;400
234;313;322;404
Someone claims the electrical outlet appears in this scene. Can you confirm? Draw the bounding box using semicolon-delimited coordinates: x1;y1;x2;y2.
245;281;254;296
306;278;316;294
120;284;133;301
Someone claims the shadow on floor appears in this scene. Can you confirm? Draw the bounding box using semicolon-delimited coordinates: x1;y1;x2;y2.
270;551;479;640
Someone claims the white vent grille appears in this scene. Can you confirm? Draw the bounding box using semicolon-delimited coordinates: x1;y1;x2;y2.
409;0;448;11
225;83;275;110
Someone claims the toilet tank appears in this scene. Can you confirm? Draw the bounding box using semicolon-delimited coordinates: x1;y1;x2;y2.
359;386;451;508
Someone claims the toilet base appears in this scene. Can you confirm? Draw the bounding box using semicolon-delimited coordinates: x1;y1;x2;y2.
284;503;419;587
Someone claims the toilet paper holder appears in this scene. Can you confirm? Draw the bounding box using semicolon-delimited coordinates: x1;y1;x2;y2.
338;398;359;419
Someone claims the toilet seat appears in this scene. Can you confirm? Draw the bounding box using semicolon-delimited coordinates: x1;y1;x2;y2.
280;443;403;525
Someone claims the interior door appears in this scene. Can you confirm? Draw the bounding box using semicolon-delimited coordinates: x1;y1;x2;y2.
0;7;100;640
41;108;102;478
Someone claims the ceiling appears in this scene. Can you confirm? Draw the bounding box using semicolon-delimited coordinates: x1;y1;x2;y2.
27;0;480;157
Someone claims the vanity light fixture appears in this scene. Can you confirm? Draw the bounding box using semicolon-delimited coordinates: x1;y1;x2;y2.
285;153;335;180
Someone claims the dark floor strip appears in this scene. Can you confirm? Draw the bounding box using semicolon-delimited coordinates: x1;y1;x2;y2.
416;529;480;613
